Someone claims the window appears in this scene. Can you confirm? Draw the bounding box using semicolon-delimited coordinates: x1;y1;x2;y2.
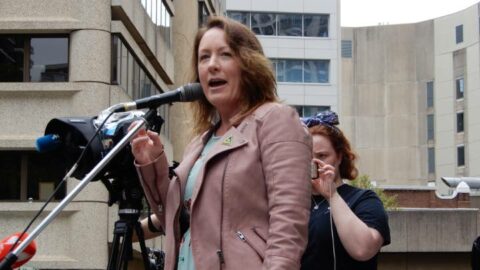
0;35;68;82
426;81;434;108
456;77;464;99
304;60;329;83
456;25;463;44
294;105;330;117
276;59;302;82
457;145;465;167
142;0;172;48
341;40;352;58
428;147;435;174
274;58;330;83
251;13;276;35
228;11;250;27
457;112;464;133
304;14;329;37
278;14;302;36
198;1;209;27
0;151;66;201
427;114;434;141
111;35;169;136
228;12;329;38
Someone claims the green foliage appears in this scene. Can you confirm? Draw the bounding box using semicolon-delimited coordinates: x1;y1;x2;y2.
349;174;398;210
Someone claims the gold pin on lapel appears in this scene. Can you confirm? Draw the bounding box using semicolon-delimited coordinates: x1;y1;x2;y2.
222;135;233;146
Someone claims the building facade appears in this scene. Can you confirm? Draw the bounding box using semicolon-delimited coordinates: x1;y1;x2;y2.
341;3;480;193
342;3;480;269
225;0;341;117
0;0;223;269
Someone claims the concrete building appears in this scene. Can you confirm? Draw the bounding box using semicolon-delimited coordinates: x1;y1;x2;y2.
341;3;480;192
225;0;341;116
342;2;480;269
0;0;224;269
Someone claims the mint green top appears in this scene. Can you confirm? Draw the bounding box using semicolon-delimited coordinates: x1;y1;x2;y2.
178;134;220;270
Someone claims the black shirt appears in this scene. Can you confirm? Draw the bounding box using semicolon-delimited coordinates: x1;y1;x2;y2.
301;184;391;270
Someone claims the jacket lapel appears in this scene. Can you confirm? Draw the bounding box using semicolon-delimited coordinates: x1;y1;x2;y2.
174;131;211;194
191;124;248;205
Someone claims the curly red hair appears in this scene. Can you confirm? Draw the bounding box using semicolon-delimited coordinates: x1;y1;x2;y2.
309;125;358;180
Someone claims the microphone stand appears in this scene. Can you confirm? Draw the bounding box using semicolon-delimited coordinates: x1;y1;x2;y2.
0;109;157;270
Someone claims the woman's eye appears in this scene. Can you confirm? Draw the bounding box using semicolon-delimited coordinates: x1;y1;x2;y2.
199;55;210;61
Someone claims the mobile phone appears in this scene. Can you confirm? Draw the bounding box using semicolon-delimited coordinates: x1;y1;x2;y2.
311;160;318;179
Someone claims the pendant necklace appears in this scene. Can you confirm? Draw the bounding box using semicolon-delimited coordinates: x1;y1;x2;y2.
311;196;326;211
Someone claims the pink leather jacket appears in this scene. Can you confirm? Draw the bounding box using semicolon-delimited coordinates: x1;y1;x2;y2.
136;102;312;270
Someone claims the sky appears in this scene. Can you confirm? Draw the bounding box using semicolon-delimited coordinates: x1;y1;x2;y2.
341;0;480;26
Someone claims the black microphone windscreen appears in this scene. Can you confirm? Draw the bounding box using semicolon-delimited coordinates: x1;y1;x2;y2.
181;83;204;102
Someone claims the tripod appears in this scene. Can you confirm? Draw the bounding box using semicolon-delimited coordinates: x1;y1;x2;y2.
107;205;150;270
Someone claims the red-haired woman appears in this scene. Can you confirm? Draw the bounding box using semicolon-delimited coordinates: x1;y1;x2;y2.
301;111;390;270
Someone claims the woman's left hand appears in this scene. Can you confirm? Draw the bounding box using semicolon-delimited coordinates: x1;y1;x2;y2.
311;159;337;200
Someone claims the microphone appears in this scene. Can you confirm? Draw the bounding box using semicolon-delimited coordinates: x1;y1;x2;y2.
0;233;37;269
111;83;204;113
35;134;61;153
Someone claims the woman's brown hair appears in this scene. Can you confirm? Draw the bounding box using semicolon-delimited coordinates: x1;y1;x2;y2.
309;125;358;180
190;16;278;135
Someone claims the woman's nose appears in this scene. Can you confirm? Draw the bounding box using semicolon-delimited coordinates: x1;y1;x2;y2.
207;55;220;71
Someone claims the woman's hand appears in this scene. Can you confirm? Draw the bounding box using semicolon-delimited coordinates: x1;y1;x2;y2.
129;121;163;165
311;159;337;200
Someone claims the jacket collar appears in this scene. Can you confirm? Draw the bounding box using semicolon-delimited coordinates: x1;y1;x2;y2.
190;121;249;205
174;121;249;196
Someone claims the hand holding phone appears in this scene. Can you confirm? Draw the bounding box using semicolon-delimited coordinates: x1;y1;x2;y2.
311;160;318;179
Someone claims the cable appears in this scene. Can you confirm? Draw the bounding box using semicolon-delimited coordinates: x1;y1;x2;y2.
7;110;116;254
329;182;336;270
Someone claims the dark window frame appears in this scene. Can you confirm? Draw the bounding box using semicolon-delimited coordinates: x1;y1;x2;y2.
428;147;435;174
456;77;464;99
456;24;464;44
457;145;465;167
457;111;464;133
0;150;66;202
427;114;434;141
0;34;69;83
426;81;434;108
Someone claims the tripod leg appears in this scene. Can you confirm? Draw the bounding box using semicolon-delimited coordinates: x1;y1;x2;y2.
134;221;152;270
107;220;132;270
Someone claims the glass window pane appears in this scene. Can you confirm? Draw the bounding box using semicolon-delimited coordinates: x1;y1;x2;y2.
0;151;21;200
228;11;249;27
457;145;465;166
427;81;434;108
304;14;329;37
285;59;303;82
251;13;276;36
142;75;152;98
276;59;286;82
0;36;25;82
427;114;434;140
303;106;330;117
457;112;464;133
456;78;464;99
304;60;329;83
30;37;68;82
112;36;120;84
428;147;435;174
28;151;66;201
456;25;463;44
278;14;302;36
133;62;142;100
269;59;277;79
